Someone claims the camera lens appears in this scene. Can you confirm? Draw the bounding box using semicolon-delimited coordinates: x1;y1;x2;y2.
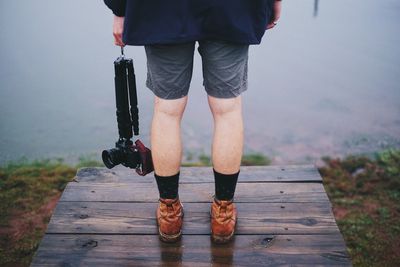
102;148;123;169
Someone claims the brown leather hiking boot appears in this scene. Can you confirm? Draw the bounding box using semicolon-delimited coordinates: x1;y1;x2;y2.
156;197;184;243
210;197;237;244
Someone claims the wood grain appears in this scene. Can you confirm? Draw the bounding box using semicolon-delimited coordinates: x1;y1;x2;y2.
60;182;330;203
31;234;351;267
74;164;322;183
47;202;339;235
31;165;352;266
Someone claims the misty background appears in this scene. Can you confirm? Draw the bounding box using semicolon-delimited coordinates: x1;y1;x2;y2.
0;0;399;166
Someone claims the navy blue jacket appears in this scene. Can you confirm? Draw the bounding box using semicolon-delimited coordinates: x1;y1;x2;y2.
104;0;275;46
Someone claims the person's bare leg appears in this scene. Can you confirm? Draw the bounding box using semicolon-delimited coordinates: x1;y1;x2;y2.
151;95;188;176
208;95;243;174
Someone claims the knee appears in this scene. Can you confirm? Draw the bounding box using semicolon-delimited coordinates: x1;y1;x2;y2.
154;95;187;118
208;95;242;117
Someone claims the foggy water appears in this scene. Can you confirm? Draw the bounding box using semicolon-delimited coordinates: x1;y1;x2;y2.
0;0;399;166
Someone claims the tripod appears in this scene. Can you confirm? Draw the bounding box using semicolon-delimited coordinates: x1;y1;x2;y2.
102;47;153;176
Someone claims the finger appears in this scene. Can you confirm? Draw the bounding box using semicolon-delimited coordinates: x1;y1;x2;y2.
273;2;282;22
267;1;281;30
266;23;275;30
113;32;124;46
114;38;122;46
115;40;125;47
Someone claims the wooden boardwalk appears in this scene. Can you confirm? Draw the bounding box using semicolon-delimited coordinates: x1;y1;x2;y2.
31;165;352;266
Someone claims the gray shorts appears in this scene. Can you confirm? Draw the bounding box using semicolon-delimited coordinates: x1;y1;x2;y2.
144;40;249;99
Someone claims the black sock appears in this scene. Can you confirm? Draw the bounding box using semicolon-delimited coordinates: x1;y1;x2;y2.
154;171;180;199
213;168;239;201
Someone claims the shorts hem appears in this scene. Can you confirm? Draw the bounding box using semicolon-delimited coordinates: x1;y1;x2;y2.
146;83;188;100
205;87;247;99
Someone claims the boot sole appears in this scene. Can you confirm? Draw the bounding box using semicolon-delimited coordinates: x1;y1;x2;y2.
158;228;182;243
157;209;184;243
209;210;236;244
211;230;235;244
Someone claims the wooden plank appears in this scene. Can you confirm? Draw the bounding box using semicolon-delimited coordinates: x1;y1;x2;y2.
47;202;339;235
60;182;330;203
31;165;351;266
74;164;322;183
31;234;351;266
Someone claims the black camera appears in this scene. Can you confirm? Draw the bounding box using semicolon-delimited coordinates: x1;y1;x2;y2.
102;139;138;169
102;50;153;176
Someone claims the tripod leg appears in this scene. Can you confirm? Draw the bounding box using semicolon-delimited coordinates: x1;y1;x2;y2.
114;57;133;140
127;58;139;136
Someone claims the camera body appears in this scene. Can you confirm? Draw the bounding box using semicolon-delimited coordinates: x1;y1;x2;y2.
102;138;138;169
102;138;153;176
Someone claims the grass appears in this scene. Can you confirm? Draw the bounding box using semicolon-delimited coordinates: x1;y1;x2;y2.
181;152;271;167
241;153;271;166
0;155;105;266
1;149;399;266
318;148;400;266
0;158;77;266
